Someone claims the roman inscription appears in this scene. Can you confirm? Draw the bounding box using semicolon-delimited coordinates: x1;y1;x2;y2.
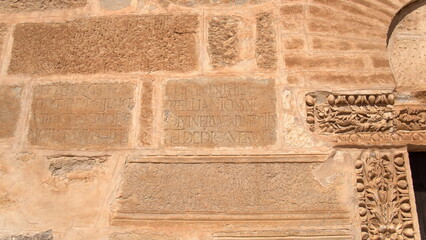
0;86;22;138
115;161;341;219
29;82;136;149
163;78;276;147
9;15;198;75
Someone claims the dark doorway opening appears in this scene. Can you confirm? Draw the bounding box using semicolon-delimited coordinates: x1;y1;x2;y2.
409;152;426;239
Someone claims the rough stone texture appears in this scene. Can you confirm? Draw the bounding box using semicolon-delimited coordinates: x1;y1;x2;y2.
100;0;131;10
0;86;22;139
28;82;136;149
115;161;341;217
256;12;277;69
9;15;199;75
0;0;86;13
0;24;8;58
163;78;276;147
0;230;53;240
140;81;154;146
208;16;239;68
389;6;426;88
1;0;425;239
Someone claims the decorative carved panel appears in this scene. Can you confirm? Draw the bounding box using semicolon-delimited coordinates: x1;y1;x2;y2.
305;92;426;145
305;93;395;134
355;150;417;240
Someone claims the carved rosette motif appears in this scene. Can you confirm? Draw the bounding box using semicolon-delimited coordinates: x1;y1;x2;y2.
355;150;416;240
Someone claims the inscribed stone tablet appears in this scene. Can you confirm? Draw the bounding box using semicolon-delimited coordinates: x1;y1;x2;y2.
28;82;136;149
9;15;198;75
163;78;276;147
0;86;22;138
115;161;340;219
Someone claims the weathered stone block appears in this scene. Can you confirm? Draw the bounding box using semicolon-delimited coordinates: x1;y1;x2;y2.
0;0;86;12
208;16;239;68
163;78;276;147
285;55;365;70
256;12;277;69
0;230;53;240
28;82;136;149
0;85;22;139
100;0;131;10
9;15;199;75
114;159;341;221
0;24;8;57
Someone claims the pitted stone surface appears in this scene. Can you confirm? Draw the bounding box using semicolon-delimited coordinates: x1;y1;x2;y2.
0;86;22;139
0;0;86;12
256;12;277;69
9;15;199;75
28;82;136;149
116;162;339;215
0;230;53;240
163;78;276;147
208;16;239;68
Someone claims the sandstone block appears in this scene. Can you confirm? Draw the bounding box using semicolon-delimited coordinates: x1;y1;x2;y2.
9;15;199;75
100;0;131;10
256;12;277;69
0;0;86;12
140;81;154;146
285;55;365;70
0;230;53;240
28;82;136;149
115;160;340;220
163;78;276;147
208;16;239;68
0;85;22;139
0;24;8;58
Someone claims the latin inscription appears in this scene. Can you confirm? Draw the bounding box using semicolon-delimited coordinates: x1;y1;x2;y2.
163;78;277;147
29;82;136;149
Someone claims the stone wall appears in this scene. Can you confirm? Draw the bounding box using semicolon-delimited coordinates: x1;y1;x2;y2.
0;0;425;239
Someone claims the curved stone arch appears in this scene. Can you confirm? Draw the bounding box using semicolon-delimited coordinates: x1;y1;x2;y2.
387;0;426;89
387;0;426;45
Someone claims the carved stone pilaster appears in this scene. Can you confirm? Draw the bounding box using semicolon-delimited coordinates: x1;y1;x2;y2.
355;150;416;240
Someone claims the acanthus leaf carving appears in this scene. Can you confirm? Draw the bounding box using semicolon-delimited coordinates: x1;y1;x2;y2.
356;150;416;240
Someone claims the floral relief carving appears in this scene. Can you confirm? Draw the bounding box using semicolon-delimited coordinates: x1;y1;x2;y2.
395;108;426;131
355;150;416;240
305;93;395;134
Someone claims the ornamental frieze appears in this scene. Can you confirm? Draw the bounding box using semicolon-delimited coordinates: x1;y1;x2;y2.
305;92;426;145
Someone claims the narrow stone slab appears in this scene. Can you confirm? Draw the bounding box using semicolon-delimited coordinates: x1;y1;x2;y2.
0;0;86;12
28;82;136;149
9;15;198;75
114;160;343;221
163;78;277;147
0;85;22;139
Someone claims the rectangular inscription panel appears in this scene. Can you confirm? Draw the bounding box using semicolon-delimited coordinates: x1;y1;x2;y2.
114;160;344;221
163;78;277;147
29;82;136;149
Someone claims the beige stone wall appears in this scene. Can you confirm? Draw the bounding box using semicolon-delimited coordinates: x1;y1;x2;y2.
0;0;425;239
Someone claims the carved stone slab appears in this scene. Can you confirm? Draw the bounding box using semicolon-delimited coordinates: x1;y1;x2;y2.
355;150;417;240
0;85;22;139
305;92;426;145
163;78;277;147
28;82;136;149
113;155;347;223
